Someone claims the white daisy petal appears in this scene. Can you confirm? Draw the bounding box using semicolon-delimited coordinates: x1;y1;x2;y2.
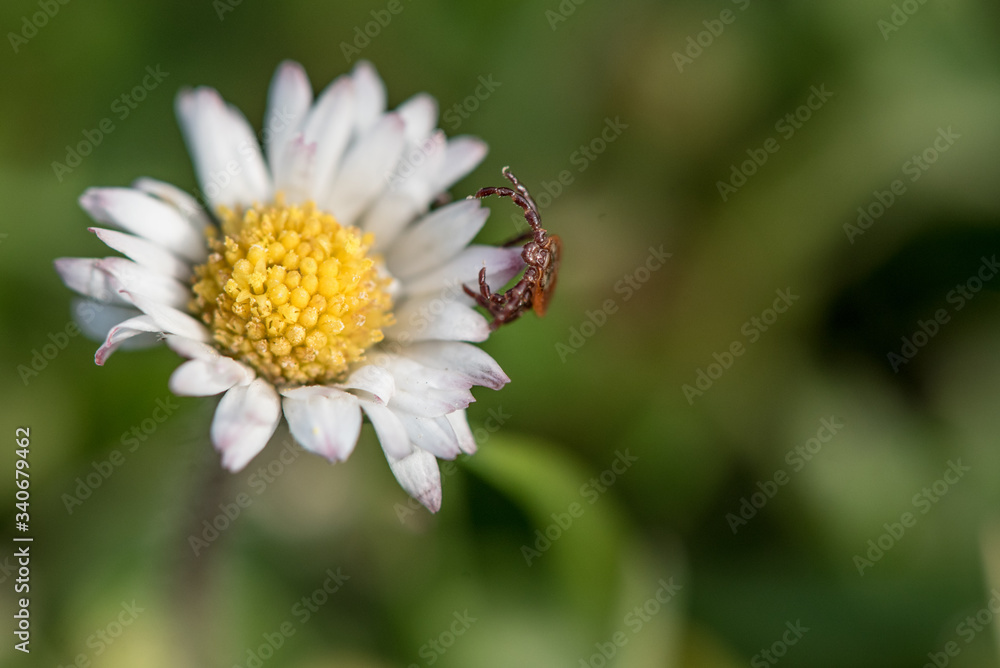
89;228;191;280
169;356;254;397
340;364;395;404
396;93;438;145
79;187;206;262
361;192;426;253
324;113;406;224
351;60;387;134
398;414;461;460
54;257;131;305
70;299;143;342
387;296;490;342
165;335;224;360
382;130;447;204
390;387;475;418
376;354;470;391
360;401;411;460
122;291;211;342
386;199;489;279
211;378;282;472
58;61;518;516
176;87;267;209
403;245;525;296
429;137;488;194
400;341;510;390
223;102;273;202
281;387;361;463
265;60;313;180
274;134;317;203
95;315;161;365
363;130;452;251
301;76;355;199
385;446;442;513
132;177;213;232
96;257;190;309
445;410;477;455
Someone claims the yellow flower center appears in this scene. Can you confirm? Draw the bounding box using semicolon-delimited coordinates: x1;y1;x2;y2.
192;197;394;387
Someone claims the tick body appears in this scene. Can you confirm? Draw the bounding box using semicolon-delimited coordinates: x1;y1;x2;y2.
464;167;562;330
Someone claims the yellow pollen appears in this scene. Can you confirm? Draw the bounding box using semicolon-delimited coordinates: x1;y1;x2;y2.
191;196;394;386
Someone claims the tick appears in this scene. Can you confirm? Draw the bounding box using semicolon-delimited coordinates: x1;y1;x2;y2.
463;167;562;330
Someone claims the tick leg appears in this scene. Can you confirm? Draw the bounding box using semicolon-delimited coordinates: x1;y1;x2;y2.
463;267;503;312
474;186;544;242
502;167;539;217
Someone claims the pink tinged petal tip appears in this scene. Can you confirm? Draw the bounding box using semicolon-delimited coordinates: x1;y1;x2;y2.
386;447;442;513
95;315;160;365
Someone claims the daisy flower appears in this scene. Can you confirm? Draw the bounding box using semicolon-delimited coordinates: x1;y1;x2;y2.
54;61;524;512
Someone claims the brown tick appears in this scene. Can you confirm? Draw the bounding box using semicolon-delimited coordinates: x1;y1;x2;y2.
463;167;562;330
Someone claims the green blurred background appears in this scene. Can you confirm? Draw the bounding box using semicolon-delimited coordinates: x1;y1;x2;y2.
3;0;1000;666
